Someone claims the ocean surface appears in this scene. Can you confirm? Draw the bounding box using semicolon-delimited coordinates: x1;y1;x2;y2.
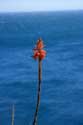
0;11;83;125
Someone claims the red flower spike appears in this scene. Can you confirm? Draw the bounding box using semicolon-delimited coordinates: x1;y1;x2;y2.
32;38;46;125
39;50;46;60
33;38;46;60
36;38;44;50
33;51;40;60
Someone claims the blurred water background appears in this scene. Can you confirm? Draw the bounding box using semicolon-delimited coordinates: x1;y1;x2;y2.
0;11;83;125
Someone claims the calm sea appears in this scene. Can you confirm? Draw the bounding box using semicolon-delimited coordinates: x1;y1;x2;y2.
0;11;83;125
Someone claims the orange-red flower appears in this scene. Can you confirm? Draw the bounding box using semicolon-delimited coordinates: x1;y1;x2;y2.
36;38;44;49
33;38;46;60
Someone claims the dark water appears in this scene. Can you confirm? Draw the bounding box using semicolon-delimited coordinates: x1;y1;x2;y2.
0;11;83;125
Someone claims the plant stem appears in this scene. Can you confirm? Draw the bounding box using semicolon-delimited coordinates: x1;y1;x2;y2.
11;105;15;125
33;58;42;125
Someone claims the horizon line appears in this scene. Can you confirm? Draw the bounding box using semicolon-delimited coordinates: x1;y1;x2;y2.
0;9;83;13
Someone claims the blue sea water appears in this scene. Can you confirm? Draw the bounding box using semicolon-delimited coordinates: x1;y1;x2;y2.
0;11;83;125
